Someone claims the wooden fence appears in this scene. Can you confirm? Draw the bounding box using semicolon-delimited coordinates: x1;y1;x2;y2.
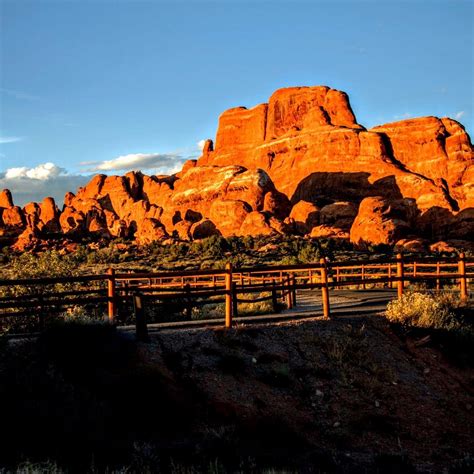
0;253;472;336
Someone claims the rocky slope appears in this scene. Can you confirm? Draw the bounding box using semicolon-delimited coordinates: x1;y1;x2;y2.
1;86;473;251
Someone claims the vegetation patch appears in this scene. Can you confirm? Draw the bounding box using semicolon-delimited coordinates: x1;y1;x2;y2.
386;291;474;367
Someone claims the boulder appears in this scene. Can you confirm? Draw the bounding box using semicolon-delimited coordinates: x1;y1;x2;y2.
429;241;457;253
350;197;416;247
238;211;276;236
310;225;349;240
209;200;251;237
320;202;358;229
263;191;291;220
173;220;193;241
395;238;429;253
190;219;221;239
289;200;320;234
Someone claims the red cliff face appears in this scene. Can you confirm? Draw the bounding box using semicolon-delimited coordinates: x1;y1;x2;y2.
1;85;473;250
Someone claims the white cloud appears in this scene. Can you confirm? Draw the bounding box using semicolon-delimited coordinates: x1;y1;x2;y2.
0;146;198;206
5;162;64;180
0;163;91;207
197;139;207;151
81;152;187;173
0;136;23;144
454;111;465;120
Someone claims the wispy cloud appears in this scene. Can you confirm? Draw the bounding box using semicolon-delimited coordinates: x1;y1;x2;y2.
0;135;23;144
197;139;207;151
0;87;40;101
81;152;188;173
454;111;466;120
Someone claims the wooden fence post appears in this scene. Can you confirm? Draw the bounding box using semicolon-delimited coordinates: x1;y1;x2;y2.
291;274;297;307
362;264;366;290
436;261;441;291
286;274;293;309
107;268;116;322
232;282;238;318
459;253;468;302
320;258;330;319
388;263;393;289
225;262;233;328
133;293;149;342
396;254;404;298
271;279;278;312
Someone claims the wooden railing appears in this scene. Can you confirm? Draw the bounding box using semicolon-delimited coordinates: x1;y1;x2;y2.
0;253;472;336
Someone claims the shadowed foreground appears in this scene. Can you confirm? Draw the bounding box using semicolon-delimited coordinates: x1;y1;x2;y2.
0;315;472;473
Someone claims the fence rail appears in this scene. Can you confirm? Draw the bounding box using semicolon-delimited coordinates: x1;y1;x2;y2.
0;253;473;336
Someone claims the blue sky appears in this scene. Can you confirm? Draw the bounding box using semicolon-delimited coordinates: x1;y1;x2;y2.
0;0;473;205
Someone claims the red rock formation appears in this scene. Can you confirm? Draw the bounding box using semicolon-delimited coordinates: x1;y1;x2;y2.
39;197;60;233
2;85;473;250
0;189;14;208
199;86;472;217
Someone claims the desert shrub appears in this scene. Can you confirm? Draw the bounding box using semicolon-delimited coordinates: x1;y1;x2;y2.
85;246;122;265
191;302;225;320
3;251;75;280
188;235;228;259
0;252;105;334
237;291;284;315
0;251;80;307
385;292;461;330
367;243;394;255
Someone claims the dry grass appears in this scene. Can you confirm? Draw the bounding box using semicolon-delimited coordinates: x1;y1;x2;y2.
385;292;462;330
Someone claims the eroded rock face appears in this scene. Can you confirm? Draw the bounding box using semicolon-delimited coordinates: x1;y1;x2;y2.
199;86;472;219
209;200;251;237
2;85;473;250
135;218;168;245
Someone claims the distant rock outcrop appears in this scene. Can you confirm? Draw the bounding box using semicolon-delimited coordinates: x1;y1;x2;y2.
1;85;473;250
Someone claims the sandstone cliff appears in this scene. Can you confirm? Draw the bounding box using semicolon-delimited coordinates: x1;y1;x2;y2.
1;86;473;251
